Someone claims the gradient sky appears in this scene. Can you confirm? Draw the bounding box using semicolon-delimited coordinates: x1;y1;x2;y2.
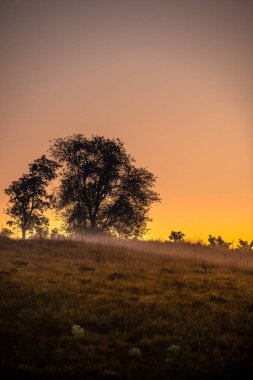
0;0;252;242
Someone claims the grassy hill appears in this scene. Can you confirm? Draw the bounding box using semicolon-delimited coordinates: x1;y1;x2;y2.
0;237;253;379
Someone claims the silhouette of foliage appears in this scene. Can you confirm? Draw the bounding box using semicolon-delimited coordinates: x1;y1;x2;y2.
207;235;216;246
237;239;253;251
29;216;49;239
5;155;58;239
50;228;64;240
50;134;160;238
208;235;231;248
0;227;13;238
169;230;185;243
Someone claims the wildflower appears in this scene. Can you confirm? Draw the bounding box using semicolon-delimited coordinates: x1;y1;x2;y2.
101;369;122;379
71;324;85;337
165;344;181;364
167;344;180;353
127;347;142;357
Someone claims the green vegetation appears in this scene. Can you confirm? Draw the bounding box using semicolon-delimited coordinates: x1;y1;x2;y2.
1;237;253;379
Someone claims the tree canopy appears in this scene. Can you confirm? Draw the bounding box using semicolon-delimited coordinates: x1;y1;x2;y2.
50;134;160;238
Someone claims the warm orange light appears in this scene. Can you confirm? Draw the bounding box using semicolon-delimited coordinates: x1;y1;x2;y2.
0;1;252;242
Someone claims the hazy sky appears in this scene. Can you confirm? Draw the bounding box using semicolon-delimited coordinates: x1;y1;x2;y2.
1;0;252;242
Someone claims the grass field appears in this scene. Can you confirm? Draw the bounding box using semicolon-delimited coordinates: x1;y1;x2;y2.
0;237;253;379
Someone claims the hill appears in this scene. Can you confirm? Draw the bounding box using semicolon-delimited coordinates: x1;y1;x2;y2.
0;237;253;379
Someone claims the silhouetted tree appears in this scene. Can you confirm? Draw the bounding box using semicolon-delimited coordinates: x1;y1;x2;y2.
5;155;58;239
207;235;216;246
50;134;160;238
237;239;253;251
0;227;13;239
29;215;49;239
50;227;64;240
168;230;185;243
208;234;231;248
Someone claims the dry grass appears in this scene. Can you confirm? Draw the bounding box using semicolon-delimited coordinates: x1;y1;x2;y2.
0;237;253;379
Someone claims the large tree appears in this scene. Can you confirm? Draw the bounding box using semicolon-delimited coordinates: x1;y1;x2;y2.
5;155;58;239
50;134;160;238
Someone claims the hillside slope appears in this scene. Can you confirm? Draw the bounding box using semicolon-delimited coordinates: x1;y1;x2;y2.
0;238;253;379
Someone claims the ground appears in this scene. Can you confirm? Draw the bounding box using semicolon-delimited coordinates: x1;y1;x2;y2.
0;237;253;379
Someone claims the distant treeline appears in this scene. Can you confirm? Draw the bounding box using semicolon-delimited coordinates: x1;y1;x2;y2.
0;226;252;251
168;230;253;251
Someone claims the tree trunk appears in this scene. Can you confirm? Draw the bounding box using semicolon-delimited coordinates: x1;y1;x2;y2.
21;226;26;239
90;213;96;229
90;217;98;234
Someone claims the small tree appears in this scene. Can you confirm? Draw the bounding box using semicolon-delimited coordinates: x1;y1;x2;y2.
0;227;13;239
207;235;216;247
29;216;49;239
237;239;253;251
169;231;185;243
208;235;231;249
5;155;58;239
50;228;64;240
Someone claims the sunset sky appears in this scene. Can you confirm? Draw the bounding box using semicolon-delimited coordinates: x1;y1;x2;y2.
0;0;252;243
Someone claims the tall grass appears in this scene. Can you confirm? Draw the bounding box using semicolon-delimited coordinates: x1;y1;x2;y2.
0;237;253;379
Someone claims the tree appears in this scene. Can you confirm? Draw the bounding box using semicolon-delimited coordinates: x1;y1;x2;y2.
207;234;216;247
50;227;64;240
168;230;185;243
29;215;49;239
208;234;231;249
50;134;160;238
237;239;253;251
5;155;58;239
0;227;13;239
